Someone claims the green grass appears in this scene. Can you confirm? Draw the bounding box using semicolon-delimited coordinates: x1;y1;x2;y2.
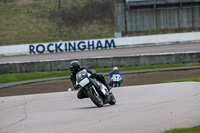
162;125;200;133
0;71;70;84
0;0;117;46
164;77;200;83
0;62;199;84
94;62;200;73
0;1;60;45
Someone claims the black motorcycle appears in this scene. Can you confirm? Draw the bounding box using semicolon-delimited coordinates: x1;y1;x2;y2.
76;69;116;107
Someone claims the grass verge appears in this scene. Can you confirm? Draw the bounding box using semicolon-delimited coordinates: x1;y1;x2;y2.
161;123;200;133
164;77;200;83
0;62;200;84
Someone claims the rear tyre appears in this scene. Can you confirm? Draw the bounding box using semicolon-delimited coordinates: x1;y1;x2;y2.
87;88;103;107
117;82;120;87
109;93;116;105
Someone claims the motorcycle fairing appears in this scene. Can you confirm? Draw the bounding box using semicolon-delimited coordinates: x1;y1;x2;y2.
89;78;109;97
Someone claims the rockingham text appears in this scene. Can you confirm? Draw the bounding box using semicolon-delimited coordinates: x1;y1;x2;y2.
29;39;116;54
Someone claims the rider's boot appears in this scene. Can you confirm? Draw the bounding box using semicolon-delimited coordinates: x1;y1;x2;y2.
105;83;111;90
101;79;112;92
99;75;112;93
104;82;112;94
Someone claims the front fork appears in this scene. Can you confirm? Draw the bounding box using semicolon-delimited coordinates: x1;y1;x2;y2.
85;83;110;103
84;84;99;97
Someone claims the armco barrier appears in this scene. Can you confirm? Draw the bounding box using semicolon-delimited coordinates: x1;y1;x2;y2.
0;52;199;74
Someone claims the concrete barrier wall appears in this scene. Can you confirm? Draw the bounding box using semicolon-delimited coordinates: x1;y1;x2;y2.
1;52;199;74
1;32;200;56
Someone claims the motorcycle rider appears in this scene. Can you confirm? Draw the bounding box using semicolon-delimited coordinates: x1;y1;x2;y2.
69;61;112;99
108;67;123;86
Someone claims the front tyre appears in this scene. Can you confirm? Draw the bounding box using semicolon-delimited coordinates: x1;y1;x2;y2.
87;88;103;107
113;82;117;87
117;82;120;87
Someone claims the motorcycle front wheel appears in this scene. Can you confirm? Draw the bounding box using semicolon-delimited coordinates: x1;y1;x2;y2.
87;88;104;107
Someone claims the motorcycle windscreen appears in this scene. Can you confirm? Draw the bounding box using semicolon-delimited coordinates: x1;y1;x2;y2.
112;74;121;81
76;69;88;83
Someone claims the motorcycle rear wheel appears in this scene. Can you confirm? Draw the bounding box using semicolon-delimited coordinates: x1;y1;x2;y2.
109;93;116;105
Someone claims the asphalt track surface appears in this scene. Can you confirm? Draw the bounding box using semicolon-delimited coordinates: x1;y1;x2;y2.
0;43;200;63
0;82;200;133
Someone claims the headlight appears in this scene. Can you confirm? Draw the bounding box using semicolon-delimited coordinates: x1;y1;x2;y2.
79;78;90;87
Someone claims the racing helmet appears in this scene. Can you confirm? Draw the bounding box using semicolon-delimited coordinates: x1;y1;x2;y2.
69;61;81;74
113;67;118;73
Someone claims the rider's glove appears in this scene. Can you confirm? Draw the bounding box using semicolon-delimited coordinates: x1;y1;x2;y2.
74;85;79;90
91;70;96;75
90;70;96;78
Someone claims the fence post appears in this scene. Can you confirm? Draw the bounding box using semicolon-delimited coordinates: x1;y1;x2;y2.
124;0;128;36
58;0;62;41
191;0;194;32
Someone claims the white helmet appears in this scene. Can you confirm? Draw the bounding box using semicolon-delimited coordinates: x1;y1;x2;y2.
113;67;118;71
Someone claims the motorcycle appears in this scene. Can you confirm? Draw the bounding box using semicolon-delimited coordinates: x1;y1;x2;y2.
111;74;122;87
76;69;116;107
